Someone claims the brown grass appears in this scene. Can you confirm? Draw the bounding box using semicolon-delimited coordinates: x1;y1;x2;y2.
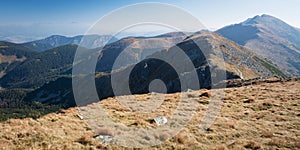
174;133;186;144
94;128;113;136
261;130;273;138
77;134;93;145
159;132;170;141
0;78;299;149
244;140;261;149
214;144;228;150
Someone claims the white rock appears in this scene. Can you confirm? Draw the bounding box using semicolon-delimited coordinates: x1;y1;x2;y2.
77;114;84;120
154;116;168;126
187;88;193;92
95;135;113;145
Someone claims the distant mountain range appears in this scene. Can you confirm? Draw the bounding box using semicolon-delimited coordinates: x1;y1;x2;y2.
217;14;300;76
0;33;187;88
0;35;41;43
21;34;118;51
0;14;298;107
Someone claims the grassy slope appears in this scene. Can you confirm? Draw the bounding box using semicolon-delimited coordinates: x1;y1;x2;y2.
253;56;287;78
0;78;299;149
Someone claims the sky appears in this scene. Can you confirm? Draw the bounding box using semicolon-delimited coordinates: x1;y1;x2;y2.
0;0;299;42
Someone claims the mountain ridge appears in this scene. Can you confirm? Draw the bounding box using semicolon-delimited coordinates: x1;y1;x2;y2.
217;14;300;76
0;44;89;88
96;32;187;72
25;32;281;106
21;34;118;51
0;41;37;78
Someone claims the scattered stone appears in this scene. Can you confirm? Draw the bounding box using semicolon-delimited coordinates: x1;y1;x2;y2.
200;92;211;98
206;127;213;132
154;116;168;126
95;134;113;146
187;89;193;92
243;98;255;103
150;92;157;95
196;100;209;105
227;139;235;145
77;114;84;120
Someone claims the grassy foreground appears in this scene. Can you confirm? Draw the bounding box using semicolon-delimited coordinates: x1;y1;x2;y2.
0;78;299;149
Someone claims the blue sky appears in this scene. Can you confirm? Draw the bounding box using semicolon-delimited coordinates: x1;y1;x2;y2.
0;0;299;42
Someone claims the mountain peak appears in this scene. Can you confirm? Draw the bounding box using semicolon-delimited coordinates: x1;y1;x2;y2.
242;14;282;25
45;35;67;40
217;14;300;76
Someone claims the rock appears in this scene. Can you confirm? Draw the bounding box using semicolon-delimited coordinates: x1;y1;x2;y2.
95;134;113;145
154;116;168;126
227;139;235;145
243;98;255;103
196;100;209;105
77;114;84;120
200;91;211;98
187;89;193;92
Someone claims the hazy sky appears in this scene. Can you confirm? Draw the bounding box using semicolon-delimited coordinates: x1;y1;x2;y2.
0;0;299;42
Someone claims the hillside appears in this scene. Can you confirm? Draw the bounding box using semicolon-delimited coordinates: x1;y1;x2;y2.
0;89;62;122
217;14;300;76
2;31;283;91
0;33;186;89
0;41;37;78
0;44;90;88
96;32;187;72
0;78;299;149
27;32;282;106
94;32;279;98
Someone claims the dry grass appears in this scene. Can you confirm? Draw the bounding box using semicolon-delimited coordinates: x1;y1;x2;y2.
94;128;113;136
0;54;26;64
76;134;93;145
173;132;186;144
244;140;261;149
0;78;299;149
